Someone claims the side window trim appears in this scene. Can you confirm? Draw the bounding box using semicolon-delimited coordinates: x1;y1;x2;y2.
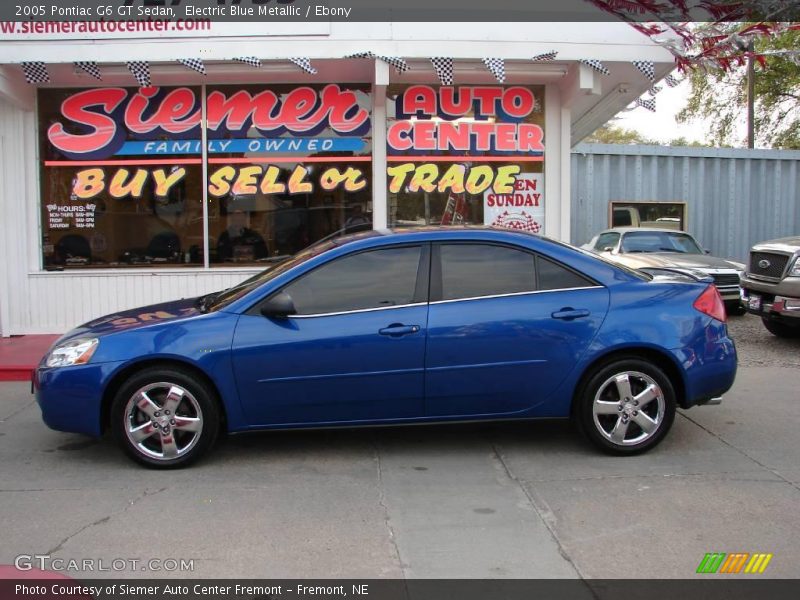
248;243;429;318
429;285;605;306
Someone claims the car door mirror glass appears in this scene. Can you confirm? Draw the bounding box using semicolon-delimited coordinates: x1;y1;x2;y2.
260;291;297;319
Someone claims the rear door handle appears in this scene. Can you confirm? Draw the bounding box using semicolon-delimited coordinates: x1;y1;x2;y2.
551;308;590;321
379;324;420;337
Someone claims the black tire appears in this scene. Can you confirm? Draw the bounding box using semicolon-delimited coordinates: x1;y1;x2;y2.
762;317;800;338
725;302;747;317
573;358;677;455
110;366;220;469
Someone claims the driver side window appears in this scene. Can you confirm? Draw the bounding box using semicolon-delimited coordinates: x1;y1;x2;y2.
282;246;424;316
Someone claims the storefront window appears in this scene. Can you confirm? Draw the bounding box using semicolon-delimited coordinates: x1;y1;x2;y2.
386;85;545;232
205;84;372;265
37;83;372;269
39;87;205;268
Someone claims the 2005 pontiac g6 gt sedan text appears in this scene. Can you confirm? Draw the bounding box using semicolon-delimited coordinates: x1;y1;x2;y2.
34;228;737;468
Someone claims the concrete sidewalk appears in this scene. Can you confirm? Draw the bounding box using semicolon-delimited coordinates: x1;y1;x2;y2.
1;365;798;579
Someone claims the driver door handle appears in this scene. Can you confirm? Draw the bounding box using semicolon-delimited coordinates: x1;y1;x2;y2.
551;308;590;321
379;324;420;337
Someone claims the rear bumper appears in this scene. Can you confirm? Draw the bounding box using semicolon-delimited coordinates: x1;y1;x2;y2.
670;319;737;409
33;360;124;437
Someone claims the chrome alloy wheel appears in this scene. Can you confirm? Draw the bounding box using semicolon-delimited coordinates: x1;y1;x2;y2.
123;382;203;461
591;371;665;446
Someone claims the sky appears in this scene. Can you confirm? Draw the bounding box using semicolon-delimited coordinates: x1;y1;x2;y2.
611;79;708;144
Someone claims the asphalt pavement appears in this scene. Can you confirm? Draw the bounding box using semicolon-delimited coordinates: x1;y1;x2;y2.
0;313;798;579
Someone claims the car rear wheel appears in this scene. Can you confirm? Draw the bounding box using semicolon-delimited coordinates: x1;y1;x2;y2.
574;359;676;455
761;317;800;338
110;367;220;468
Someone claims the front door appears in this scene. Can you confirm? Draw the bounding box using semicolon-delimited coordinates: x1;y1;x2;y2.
232;244;430;426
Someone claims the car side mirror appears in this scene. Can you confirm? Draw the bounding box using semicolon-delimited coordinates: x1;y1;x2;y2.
704;248;711;254
260;291;296;319
600;246;614;252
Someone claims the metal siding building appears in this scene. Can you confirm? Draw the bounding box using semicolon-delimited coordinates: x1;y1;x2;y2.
571;144;800;262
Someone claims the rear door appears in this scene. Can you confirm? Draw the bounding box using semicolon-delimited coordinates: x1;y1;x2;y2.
425;242;609;418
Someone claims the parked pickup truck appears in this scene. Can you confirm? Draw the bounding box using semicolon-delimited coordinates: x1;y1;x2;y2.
740;236;800;338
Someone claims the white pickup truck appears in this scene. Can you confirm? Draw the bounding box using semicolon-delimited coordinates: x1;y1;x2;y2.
740;236;800;338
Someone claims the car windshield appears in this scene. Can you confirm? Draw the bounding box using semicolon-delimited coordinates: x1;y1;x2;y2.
198;229;383;312
620;231;703;254
199;240;339;312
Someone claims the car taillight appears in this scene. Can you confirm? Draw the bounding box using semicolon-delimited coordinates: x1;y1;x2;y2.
693;285;727;322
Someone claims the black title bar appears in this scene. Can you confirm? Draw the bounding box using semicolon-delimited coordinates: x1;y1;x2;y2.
3;0;800;23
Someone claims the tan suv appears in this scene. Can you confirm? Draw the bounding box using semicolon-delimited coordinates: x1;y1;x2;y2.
740;236;800;338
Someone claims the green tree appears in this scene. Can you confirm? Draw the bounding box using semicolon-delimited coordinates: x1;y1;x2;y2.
583;124;654;144
678;29;800;149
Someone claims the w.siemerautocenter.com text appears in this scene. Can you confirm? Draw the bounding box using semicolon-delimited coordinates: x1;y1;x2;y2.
0;18;211;35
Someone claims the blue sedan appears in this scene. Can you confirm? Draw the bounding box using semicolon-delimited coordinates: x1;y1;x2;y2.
34;228;737;468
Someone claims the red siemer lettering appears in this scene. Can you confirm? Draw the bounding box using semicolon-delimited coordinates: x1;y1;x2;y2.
47;84;370;158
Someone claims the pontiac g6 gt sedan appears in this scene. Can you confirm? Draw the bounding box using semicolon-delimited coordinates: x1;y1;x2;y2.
34;228;737;468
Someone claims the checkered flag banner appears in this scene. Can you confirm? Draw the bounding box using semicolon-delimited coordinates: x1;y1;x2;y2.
178;58;206;75
378;56;409;74
288;57;318;75
491;211;541;234
648;84;662;96
635;97;656;112
430;57;454;85
346;52;408;73
580;59;610;75
74;61;102;81
126;61;151;87
632;60;655;81
665;73;681;87
21;62;49;84
233;57;261;68
482;58;505;84
531;51;558;61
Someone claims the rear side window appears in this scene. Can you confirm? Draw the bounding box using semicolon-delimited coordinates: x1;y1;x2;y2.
439;244;536;301
284;246;422;315
537;256;595;290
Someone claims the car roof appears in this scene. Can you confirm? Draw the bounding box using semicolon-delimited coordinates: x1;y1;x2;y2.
329;225;541;246
596;227;694;235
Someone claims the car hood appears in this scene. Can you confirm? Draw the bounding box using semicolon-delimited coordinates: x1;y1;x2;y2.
752;236;800;254
613;253;742;271
56;298;201;344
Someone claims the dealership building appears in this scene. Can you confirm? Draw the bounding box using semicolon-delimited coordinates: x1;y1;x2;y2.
0;19;672;335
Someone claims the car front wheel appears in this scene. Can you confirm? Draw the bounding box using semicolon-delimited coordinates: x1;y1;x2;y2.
574;359;676;455
761;317;800;338
110;367;220;468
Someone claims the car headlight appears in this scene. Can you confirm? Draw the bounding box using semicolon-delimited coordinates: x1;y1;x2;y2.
789;257;800;277
46;338;99;368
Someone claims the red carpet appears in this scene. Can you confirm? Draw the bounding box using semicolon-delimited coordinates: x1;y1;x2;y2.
0;335;61;382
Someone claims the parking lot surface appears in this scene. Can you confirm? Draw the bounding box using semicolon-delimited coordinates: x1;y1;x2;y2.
0;313;798;579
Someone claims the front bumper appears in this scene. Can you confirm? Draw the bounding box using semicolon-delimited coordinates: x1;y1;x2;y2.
740;283;800;322
33;360;125;437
